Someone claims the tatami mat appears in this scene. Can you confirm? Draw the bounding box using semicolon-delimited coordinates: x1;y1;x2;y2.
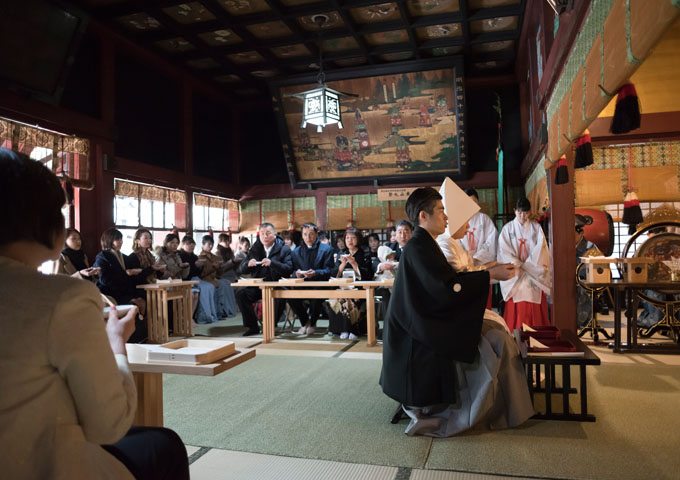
189;449;398;480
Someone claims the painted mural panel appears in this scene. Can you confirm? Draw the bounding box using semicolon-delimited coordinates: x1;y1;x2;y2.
272;58;467;187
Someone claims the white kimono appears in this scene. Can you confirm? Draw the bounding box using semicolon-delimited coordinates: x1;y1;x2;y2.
498;218;551;304
459;211;498;265
436;235;510;334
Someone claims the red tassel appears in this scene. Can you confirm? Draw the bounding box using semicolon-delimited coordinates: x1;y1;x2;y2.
555;155;569;185
610;83;641;134
574;129;593;168
622;192;643;230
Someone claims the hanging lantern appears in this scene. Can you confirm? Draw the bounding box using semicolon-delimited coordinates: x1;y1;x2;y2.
286;15;356;133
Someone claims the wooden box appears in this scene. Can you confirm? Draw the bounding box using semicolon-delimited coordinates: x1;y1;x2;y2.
620;258;653;283
146;339;235;364
580;257;613;283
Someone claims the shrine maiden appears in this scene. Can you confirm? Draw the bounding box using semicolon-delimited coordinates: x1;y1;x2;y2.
498;197;551;330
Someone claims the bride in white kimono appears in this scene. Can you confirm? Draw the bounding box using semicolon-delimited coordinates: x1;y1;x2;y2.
399;179;534;437
498;197;551;330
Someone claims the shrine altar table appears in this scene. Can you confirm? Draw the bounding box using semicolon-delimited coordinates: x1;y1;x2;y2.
233;279;394;346
584;280;680;354
137;280;199;344
128;346;255;427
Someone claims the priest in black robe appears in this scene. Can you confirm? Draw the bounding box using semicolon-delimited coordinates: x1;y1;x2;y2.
380;185;533;436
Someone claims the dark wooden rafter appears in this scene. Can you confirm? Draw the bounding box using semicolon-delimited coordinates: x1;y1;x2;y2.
76;0;528;101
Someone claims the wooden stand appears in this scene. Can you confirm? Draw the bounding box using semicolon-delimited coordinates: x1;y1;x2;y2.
137;281;198;344
129;347;256;427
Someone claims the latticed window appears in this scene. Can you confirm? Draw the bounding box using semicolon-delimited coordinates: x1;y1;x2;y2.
114;179;186;253
193;193;238;234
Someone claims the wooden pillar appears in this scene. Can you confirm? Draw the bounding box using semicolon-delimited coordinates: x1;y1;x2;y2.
548;149;577;332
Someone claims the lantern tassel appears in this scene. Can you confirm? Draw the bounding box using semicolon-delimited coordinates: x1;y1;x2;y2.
574;129;593;168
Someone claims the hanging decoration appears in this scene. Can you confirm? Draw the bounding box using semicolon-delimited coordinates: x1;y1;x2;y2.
257;200;263;235
347;196;355;229
555;155;569;185
621;147;643;234
610;83;641;135
574;129;593;168
288;198;295;231
385;200;394;229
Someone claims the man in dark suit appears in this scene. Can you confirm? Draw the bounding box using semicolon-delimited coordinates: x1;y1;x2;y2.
289;222;334;335
386;219;413;262
235;222;293;336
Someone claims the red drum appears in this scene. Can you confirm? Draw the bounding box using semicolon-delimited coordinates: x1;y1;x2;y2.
575;208;614;256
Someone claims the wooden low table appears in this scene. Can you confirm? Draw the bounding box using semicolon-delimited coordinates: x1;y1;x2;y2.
128;346;255;427
234;279;393;346
523;330;601;422
137;280;198;344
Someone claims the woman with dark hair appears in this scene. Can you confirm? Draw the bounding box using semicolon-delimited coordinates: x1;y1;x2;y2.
127;228;166;285
235;236;251;264
94;228;147;320
198;235;236;318
54;228;100;281
217;232;240;282
0;148;189;479
498;197;552;330
154;233;190;280
327;228;374;339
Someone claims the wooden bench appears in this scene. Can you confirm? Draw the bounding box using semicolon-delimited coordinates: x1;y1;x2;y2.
523;330;601;422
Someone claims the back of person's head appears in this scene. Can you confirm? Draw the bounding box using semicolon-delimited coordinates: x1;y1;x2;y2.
239;236;250;248
395;220;414;231
515;197;531;212
100;228;123;250
464;188;479;199
163;233;180;248
405;187;442;226
181;235;195;246
0;148;66;249
201;235;214;246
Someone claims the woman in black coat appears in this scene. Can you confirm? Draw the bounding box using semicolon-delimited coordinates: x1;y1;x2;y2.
327;228;373;339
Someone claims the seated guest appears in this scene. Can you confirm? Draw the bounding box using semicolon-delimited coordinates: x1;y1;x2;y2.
94;228;147;320
289;222;334;335
388;226;397;244
334;234;346;255
281;230;297;251
178;236;208;323
498;197;551;330
154;233;190;280
235;236;250;264
0;148;189;479
318;231;331;246
381;186;533;437
217;232;241;282
236;223;293;336
386;220;413;261
328;228;374;339
54;228;99;282
367;233;380;261
127;228;166;285
198;235;236;319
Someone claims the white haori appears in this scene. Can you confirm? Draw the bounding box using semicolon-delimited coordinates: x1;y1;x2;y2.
459;211;498;265
498;218;551;304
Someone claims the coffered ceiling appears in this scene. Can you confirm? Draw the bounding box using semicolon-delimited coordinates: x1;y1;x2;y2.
74;0;526;100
